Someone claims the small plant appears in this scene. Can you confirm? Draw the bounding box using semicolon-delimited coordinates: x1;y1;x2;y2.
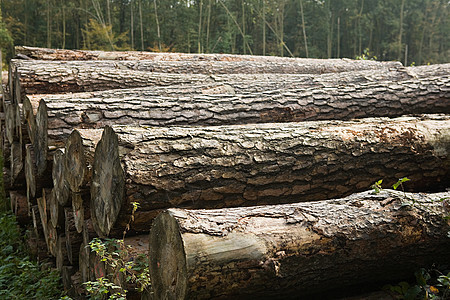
83;202;150;299
385;268;450;299
371;179;383;194
356;48;378;60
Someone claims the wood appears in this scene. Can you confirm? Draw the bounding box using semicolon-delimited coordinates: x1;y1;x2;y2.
90;115;450;237
147;190;450;299
10;59;408;94
24;144;52;202
47;188;64;229
10;191;30;225
72;191;89;233
56;235;70;270
52;149;70;206
64;208;83;265
64;129;102;193
26;63;450;131
15;45;401;68
10;140;24;185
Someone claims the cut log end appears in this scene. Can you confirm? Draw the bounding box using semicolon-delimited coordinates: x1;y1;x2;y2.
149;211;188;300
64;130;86;192
52;149;70;206
35;100;48;177
90;126;124;237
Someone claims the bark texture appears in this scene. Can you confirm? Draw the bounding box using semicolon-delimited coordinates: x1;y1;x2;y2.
91;116;450;237
27;64;450;131
15;45;400;70
10;59;417;94
148;190;450;299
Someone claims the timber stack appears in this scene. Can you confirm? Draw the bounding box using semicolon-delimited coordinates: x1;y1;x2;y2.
1;45;449;299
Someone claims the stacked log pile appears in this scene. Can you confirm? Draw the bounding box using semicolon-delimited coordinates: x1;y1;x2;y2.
1;46;449;299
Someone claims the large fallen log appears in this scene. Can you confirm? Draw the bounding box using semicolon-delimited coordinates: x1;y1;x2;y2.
9;59;414;94
147;190;450;299
90;115;450;237
15;45;401;71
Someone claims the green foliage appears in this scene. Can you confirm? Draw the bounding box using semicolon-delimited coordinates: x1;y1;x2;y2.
371;179;383;194
83;202;150;299
385;268;450;299
356;48;378;61
84;237;151;299
82;19;130;51
0;212;64;299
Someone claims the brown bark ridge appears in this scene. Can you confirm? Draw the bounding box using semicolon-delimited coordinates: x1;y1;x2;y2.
10;58;409;94
26;64;450;131
64;129;103;193
148;190;450;299
90;115;450;237
53;149;70;206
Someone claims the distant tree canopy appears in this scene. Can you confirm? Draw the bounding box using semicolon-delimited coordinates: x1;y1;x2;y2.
0;0;448;65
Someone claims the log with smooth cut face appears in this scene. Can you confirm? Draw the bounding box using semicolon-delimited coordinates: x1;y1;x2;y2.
90;126;125;237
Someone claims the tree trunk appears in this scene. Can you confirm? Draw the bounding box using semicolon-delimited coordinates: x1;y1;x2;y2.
47;188;64;229
56;235;69;270
13;45;400;64
10;58;404;94
90;116;450;237
27;64;449;136
147;190;450;300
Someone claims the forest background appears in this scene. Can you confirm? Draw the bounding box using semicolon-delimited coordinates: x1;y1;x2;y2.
0;0;448;67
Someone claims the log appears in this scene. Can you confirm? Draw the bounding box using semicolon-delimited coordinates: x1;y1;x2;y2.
47;188;64;229
10;59;408;94
55;235;70;270
64;208;83;265
64;129;102;193
26;63;450;131
90;115;450;237
72;191;90;233
78;218;97;282
52;149;70;206
10;140;24;185
10;191;29;225
15;45;401;69
147;190;450;299
24;144;52;207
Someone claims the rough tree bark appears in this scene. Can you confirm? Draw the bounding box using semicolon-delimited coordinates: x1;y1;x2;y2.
15;45;401;68
9;59;413;94
26;64;450;132
90;116;450;237
147;190;450;299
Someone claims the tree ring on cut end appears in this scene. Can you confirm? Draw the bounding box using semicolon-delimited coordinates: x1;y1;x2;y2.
149;211;188;300
90;126;124;237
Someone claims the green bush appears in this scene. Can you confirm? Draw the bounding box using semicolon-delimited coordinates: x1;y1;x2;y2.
0;212;64;299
